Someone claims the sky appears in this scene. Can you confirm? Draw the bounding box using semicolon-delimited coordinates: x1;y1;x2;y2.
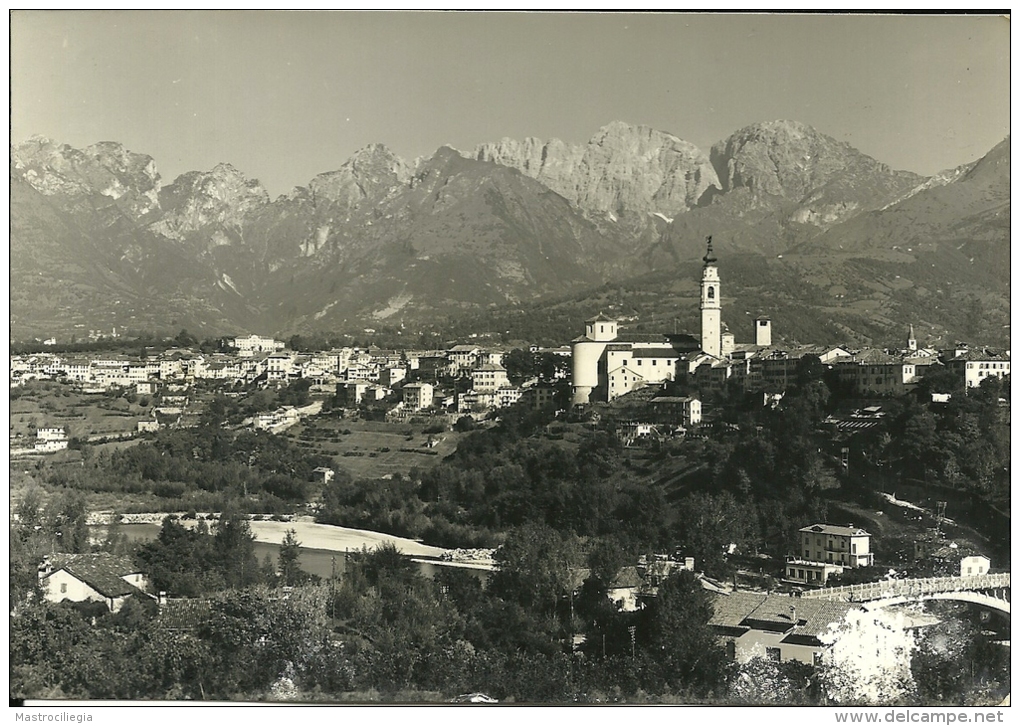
11;11;1011;198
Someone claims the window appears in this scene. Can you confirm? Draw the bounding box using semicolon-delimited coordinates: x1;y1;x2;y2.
60;583;67;594
600;325;604;333
707;287;715;300
804;549;810;558
766;647;781;662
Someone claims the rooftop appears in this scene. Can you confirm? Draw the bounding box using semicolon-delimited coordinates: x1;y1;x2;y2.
43;553;147;599
157;598;213;630
708;591;858;640
799;523;871;537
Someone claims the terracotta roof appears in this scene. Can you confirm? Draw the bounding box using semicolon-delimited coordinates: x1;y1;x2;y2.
949;350;1010;362
631;348;680;359
839;349;901;365
799;523;870;537
708;591;768;629
45;554;147;599
158;598;213;631
709;591;857;641
609;566;644;590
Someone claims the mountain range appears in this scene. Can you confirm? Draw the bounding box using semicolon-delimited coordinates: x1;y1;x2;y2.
10;121;1010;348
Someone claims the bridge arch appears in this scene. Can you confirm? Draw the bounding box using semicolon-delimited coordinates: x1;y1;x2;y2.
862;591;1010;616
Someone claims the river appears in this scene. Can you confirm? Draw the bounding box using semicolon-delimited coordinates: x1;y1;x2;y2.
100;522;488;582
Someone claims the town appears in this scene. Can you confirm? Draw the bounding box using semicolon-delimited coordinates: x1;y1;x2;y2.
9;238;1010;705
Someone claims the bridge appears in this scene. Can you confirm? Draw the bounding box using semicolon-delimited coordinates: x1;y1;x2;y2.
800;573;1011;614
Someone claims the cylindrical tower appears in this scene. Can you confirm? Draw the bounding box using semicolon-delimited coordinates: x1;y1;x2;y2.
570;340;605;405
571;314;617;405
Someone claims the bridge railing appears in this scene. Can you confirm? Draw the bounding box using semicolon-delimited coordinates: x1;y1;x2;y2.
801;573;1010;602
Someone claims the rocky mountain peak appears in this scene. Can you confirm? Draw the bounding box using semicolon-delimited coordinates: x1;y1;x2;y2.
711;120;912;197
710;120;923;227
12;137;163;218
304;143;412;208
153;164;269;242
475;121;720;222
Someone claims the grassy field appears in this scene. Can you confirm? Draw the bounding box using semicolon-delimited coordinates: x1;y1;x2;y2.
10;381;152;442
282;416;471;479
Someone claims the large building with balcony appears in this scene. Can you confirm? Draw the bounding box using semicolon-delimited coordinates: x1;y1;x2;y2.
798;523;873;568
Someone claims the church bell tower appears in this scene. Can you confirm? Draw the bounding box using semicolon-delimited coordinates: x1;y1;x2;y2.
700;236;722;357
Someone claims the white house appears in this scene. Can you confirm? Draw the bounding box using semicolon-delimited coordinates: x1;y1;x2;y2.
403;382;434;411
38;554;150;613
34;427;68;452
799;523;873;568
232;334;286;356
944;349;1011;389
471;363;509;393
710;591;859;665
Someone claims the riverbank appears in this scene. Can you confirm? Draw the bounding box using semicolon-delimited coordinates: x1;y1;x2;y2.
93;512;448;559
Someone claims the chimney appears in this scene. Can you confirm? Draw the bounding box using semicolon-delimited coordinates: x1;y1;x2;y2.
158;591;167;606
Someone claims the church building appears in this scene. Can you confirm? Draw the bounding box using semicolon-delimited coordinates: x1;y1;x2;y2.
571;237;773;405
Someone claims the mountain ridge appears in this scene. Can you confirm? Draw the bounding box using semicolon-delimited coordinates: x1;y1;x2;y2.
10;123;1009;348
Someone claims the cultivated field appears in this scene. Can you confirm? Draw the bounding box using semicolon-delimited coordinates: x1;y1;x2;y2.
282;416;471;479
10;381;152;442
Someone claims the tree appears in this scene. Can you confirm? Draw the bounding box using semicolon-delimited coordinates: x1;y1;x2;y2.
637;570;729;695
16;487;45;530
213;512;261;589
277;529;304;586
490;523;583;614
911;615;1010;704
137;516;218;596
46;491;90;554
673;490;754;575
729;655;816;704
174;329;199;348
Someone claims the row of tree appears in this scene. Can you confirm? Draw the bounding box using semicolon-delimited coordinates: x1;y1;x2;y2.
11;513;1007;703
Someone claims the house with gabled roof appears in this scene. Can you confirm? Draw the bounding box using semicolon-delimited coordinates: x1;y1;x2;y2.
709;590;859;665
38;553;151;612
798;523;873;568
943;348;1010;389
